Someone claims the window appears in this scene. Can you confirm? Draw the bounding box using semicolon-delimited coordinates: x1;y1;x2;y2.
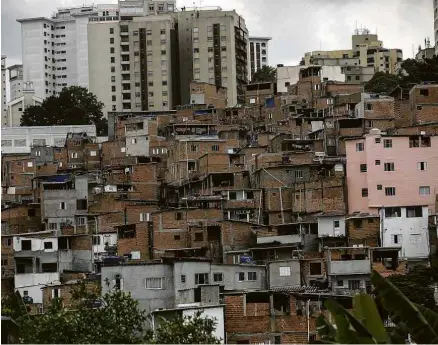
348;280;361;290
71;152;78;158
383;139;392;148
110;37;114;44
21;240;31;250
93;236;101;245
194;232;203;241
392;234;402;245
221;47;226;52
279;266;291;276
337;280;344;287
2;238;12;247
420;89;429;96
360;164;367;172
59;202;66;210
111;76;116;82
419;186;430;195
366;103;373;111
195;273;209;285
44;242;53;250
213;273;223;282
90;150;97;157
140;213;150;222
145;277;163;289
377;184;382;190
361;188;368;197
309;262;322;275
334;220;340;228
112;95;116;101
174;234;180;240
417;162;427;171
52;288;61;298
295;170;303;179
160;29;166;35
385;207;401;217
211;144;219;152
385;187;396;196
384;162;395;171
375;160;381;166
1;256;8;266
248;272;257;281
110;28;114;34
407;206;423;218
175;212;182;220
410;234;421;245
181;275;186;283
354;219;363;228
237;272;245;282
190;145;199;152
356;142;364;151
27;161;33;168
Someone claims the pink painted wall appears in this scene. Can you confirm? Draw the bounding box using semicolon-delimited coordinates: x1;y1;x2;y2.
346;133;438;214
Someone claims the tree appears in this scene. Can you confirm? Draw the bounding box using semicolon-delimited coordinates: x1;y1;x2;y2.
251;65;276;83
20;86;108;136
364;72;400;94
316;270;438;344
388;265;437;311
399;56;438;84
147;310;222;344
18;285;149;344
14;283;222;344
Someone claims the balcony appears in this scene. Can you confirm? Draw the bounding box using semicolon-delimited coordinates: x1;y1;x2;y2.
328;259;371;275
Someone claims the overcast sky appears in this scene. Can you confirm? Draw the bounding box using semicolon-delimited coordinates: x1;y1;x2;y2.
1;0;434;68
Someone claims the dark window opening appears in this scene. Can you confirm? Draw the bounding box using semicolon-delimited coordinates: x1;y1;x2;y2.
174;235;180;240
42;263;57;272
310;262;322;275
385;207;401;217
44;242;53;249
194;232;203;241
76;199;87;210
354;219;363;229
273;293;290;315
175;212;183;220
28;209;36;217
406;206;422;218
22;240;31;250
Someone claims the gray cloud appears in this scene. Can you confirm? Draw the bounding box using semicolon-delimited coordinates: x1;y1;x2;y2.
1;0;434;67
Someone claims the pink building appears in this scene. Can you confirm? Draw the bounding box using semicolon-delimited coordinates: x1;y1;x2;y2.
346;129;437;215
345;129;437;261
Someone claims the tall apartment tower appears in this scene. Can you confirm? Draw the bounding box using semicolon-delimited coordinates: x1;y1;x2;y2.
1;56;6;122
435;0;438;55
248;37;271;81
8;64;24;101
88;1;178;115
177;8;248;106
17;6;102;100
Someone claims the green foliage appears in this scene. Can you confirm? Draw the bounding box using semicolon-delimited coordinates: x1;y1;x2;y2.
399;56;438;84
20;86;108;136
387;265;437;311
316;270;438;344
364;72;400;94
18;285;149;344
13;283;221;344
251;65;276;83
147;310;221;344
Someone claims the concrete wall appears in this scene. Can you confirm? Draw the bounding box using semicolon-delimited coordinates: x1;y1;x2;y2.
328;260;371;275
382;206;430;259
43;189;77;220
268;260;300;288
317;216;346;237
13;237;58;252
173;262;266;293
14;272;60;304
101;264;175;318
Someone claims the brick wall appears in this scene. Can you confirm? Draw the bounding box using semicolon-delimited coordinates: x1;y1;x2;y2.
1;205;42;234
347;217;380;247
101;140;126;167
117;222;150;260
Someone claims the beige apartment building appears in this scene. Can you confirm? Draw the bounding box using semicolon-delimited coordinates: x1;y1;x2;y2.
303;29;403;84
88;1;178;116
177;8;248;106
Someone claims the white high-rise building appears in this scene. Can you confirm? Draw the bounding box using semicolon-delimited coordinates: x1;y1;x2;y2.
248;37;271;81
17;5;110;100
